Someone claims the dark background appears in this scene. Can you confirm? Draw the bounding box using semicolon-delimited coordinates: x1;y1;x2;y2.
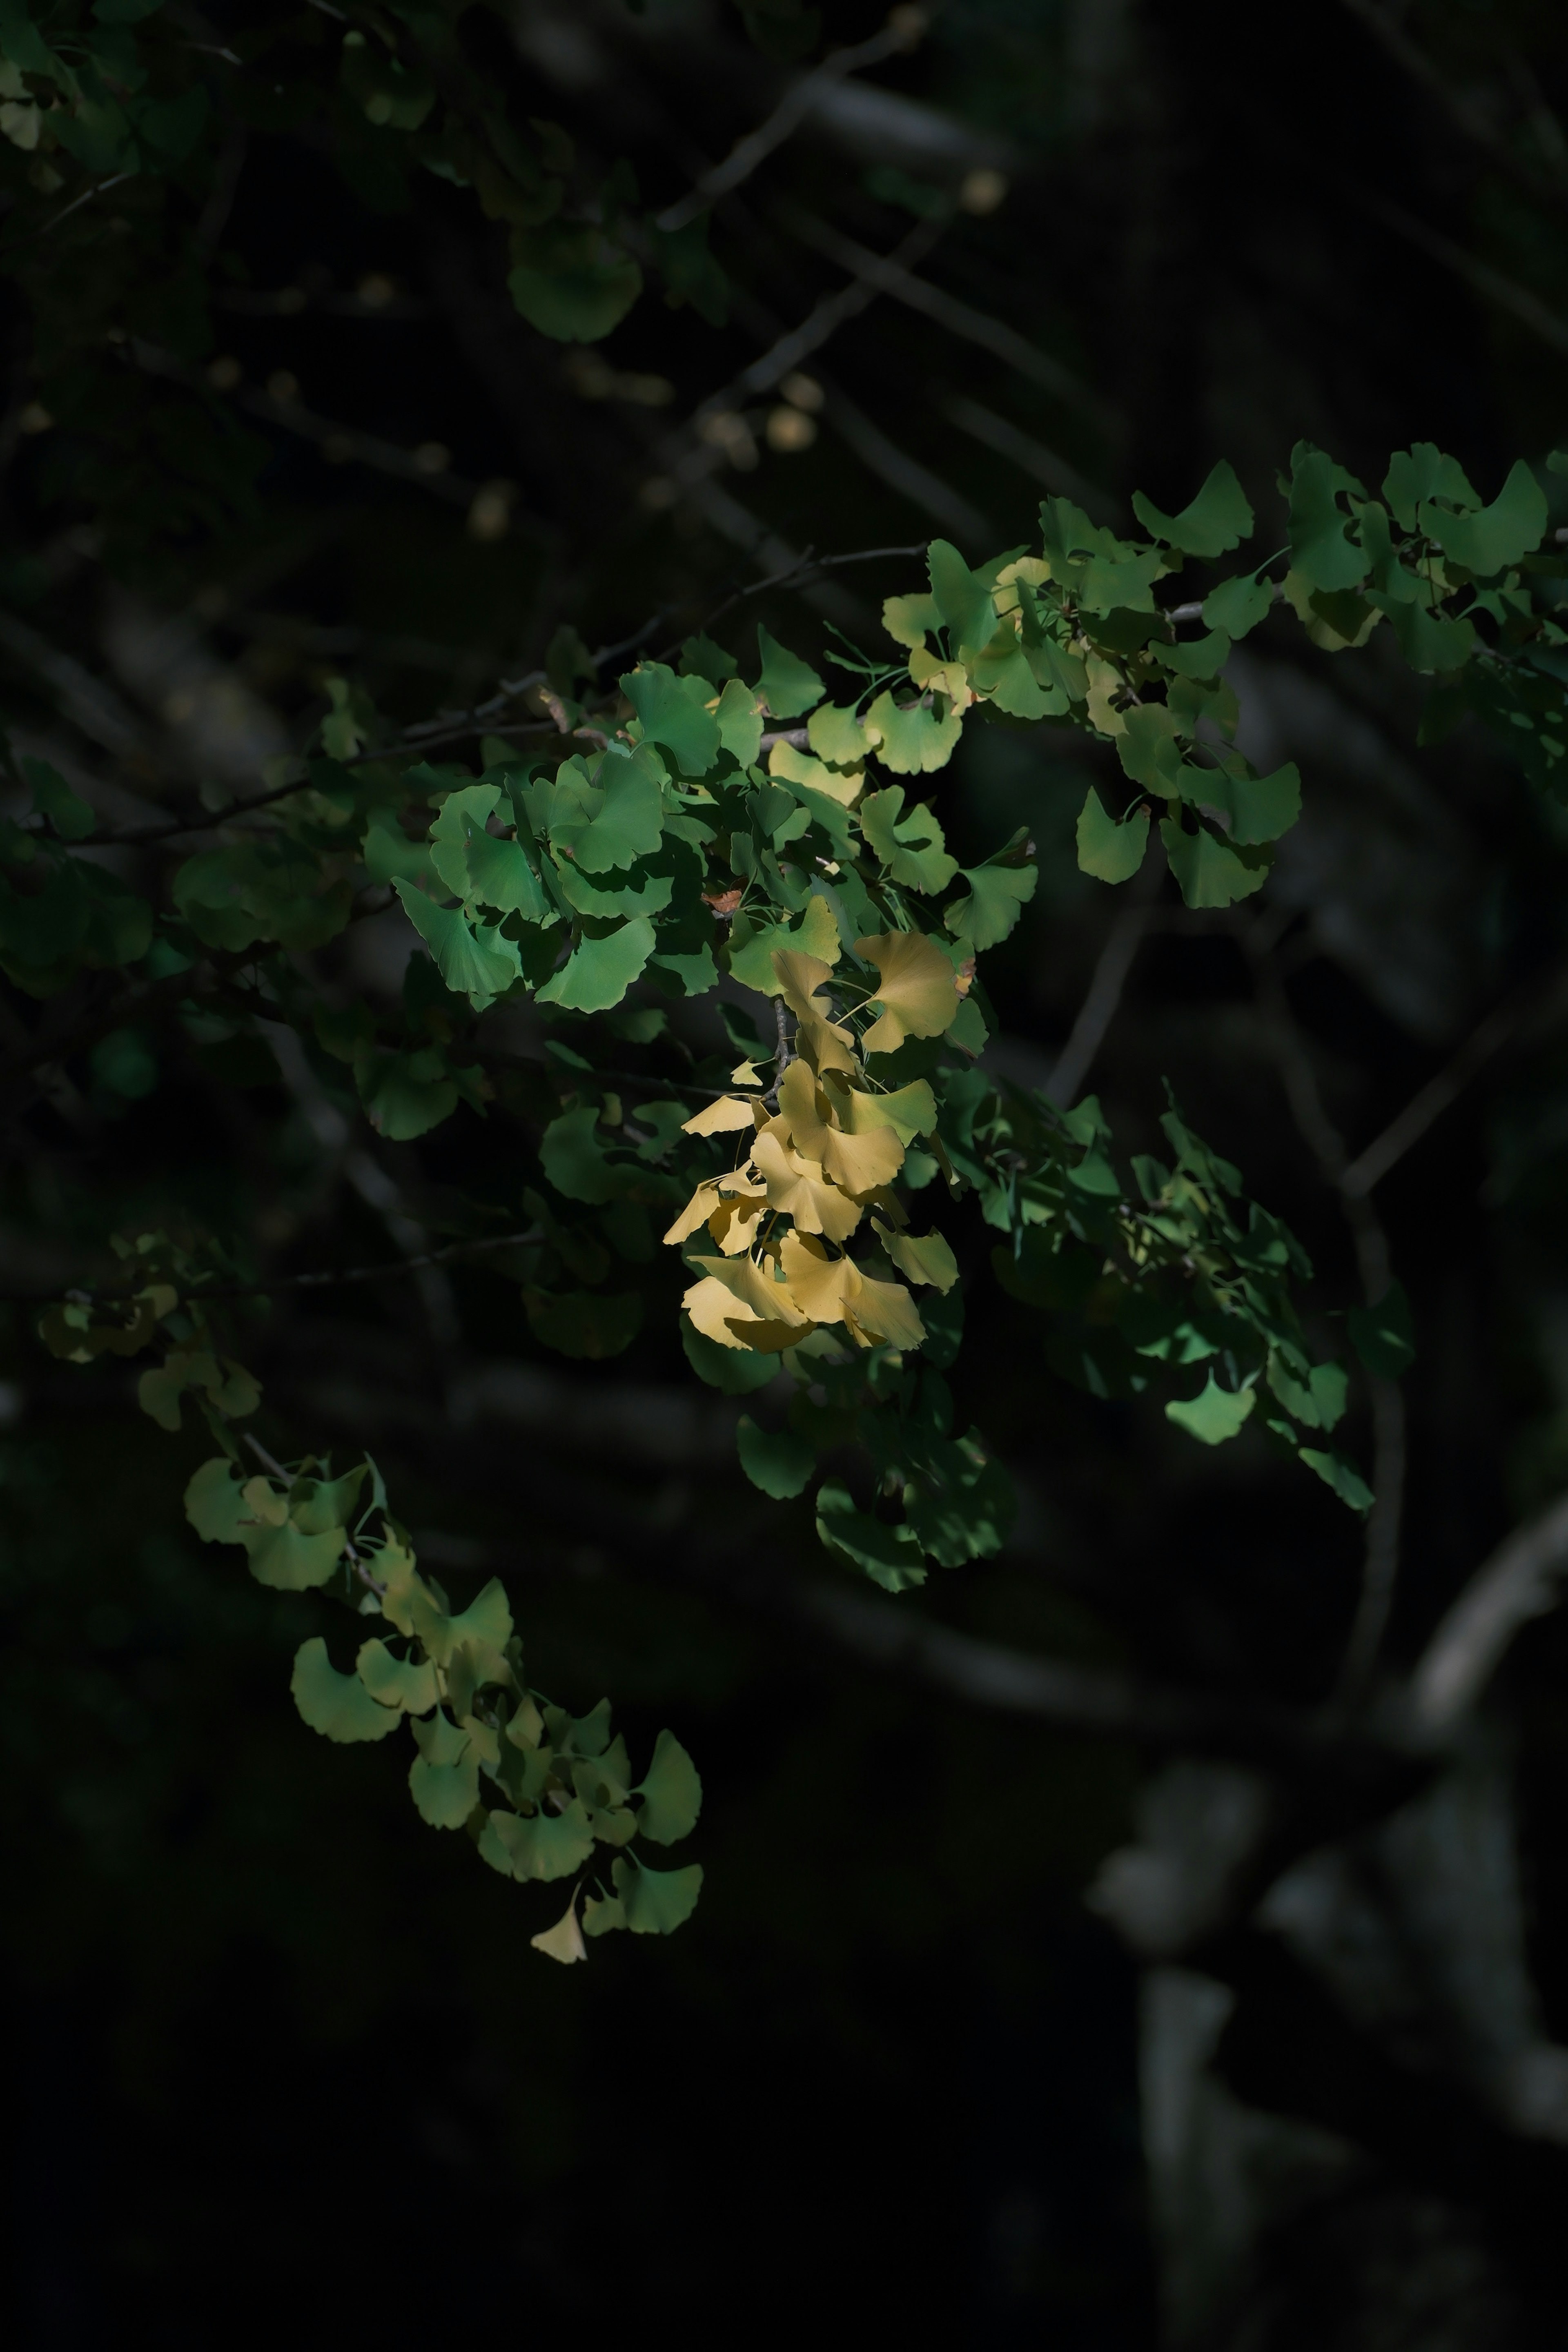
5;2;1568;2343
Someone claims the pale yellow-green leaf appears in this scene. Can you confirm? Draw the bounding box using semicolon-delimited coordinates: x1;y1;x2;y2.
530;1890;588;1964
855;931;962;1054
874;1221;959;1292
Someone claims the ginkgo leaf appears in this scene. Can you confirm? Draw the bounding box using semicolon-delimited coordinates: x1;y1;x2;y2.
779;1229;860;1323
185;1457;249;1544
481;1799;597;1882
1131;460;1254;558
826;1077;938;1144
816;1480;927;1592
874;1222;959;1291
409;1709;480;1828
682;1095;758;1135
245;1517;347;1591
1165;1373;1256;1444
291;1637;402;1743
612;1853;704;1934
530;1890;588;1964
715;675;764;766
806;703;871;766
684;1252;813;1349
855;931;962;1054
355;1637;438;1715
1159;818;1269;910
751;1130;864;1241
845;1272;925;1351
394;881;523;1008
736;1414;815;1500
536;915;655;1013
634;1728;703;1844
728;897;841;993
754;624;823;719
619;662;722;774
863;690;963;774
776;1060;904;1191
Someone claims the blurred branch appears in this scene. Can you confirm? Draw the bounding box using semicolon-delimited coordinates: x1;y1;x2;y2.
1359;189;1568;361
817;374;994;545
1408;1488;1568;1734
655;15;925;234
1;1229;543;1309
777;200;1113;425
938;391;1117;522
1339;0;1568;213
1341;969;1568;1197
1242;922;1406;1704
1046;854;1162;1107
709;214;946;411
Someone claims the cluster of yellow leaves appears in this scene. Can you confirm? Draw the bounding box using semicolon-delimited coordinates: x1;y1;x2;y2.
664;925;963;1356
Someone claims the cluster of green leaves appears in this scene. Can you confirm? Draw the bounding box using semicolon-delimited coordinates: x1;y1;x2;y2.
960;1081;1374;1510
35;435;1561;1944
188;1449;702;1960
38;1232;702;1955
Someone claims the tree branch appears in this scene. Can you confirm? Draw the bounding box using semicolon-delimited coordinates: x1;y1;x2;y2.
1408;1488;1568;1734
655;17;926;235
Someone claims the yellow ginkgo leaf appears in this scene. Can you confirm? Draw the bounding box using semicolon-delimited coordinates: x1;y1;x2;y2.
854;931;962;1055
751;1131;863;1242
681;1094;759;1136
683;1254;811;1353
779;1230;859;1325
795;1013;860;1076
710;1192;768;1254
845;1272;926;1351
664;1178;724;1247
823;1123;904;1194
771;949;860;1074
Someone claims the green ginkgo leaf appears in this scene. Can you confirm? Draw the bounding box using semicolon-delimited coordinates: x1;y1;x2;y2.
409;1709;480;1828
535;915;656;1012
612;1853;704;1934
1165;1372;1256;1445
620;663;722;776
736;1414;814;1499
355;1638;438;1715
479;1798;596;1882
754;625;824;720
393;881;523;1007
1076;789;1149;884
634;1729;703;1844
245;1519;347;1590
1132;460;1254;558
291;1638;402;1743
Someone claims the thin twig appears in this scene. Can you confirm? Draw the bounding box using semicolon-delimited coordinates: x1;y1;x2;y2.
1046;853;1161;1107
1339;0;1568;215
1241;922;1406;1704
777;201;1113;425
655;18;925;234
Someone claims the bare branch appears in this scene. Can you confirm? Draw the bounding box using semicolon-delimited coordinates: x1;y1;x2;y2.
655;18;925;235
1408;1489;1568;1734
1046;855;1161;1107
1361;189;1568;361
778;201;1113;425
1340;0;1568;214
939;392;1117;523
1241;922;1406;1701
